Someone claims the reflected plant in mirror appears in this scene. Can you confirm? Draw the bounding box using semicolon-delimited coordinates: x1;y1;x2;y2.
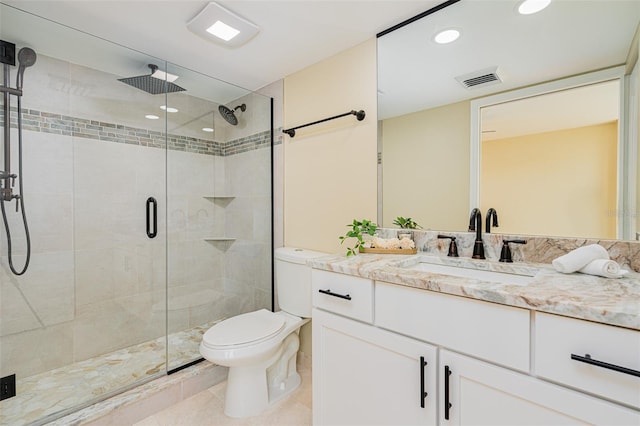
393;216;422;229
377;0;640;241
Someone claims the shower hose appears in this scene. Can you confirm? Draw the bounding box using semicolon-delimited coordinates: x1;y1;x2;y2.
1;94;31;275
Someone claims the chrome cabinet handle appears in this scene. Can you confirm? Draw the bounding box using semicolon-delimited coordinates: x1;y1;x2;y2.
571;353;640;377
318;289;351;300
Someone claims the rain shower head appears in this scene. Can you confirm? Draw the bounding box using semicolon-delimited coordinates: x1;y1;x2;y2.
118;64;185;95
16;47;36;90
218;103;246;126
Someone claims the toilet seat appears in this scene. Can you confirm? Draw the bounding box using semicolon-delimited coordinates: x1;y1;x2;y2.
202;309;285;348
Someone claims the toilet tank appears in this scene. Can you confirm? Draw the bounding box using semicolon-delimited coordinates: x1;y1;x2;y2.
275;247;327;318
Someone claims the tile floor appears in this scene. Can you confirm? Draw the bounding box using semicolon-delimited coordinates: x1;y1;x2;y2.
133;364;312;426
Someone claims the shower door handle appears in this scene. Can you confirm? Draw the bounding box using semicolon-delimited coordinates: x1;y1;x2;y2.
146;197;157;238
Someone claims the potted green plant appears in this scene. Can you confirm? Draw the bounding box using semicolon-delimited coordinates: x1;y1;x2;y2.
338;219;378;256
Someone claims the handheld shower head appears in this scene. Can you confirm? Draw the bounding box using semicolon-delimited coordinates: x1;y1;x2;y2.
16;47;36;91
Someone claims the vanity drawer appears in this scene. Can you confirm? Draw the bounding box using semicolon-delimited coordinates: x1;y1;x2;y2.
534;312;640;409
375;281;530;372
312;269;373;323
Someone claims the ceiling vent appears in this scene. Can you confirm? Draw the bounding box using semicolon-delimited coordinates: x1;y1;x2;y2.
455;67;502;90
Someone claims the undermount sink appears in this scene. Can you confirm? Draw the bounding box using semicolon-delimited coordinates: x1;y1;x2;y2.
403;258;538;286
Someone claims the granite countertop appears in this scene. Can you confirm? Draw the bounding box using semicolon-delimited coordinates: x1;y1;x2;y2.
308;253;640;331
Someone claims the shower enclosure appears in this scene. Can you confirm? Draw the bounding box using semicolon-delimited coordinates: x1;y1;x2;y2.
0;4;273;425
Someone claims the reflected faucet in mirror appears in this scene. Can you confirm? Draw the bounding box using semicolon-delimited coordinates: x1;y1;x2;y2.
486;208;498;233
468;208;485;260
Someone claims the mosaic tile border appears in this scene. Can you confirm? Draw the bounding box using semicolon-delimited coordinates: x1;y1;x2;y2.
1;107;277;156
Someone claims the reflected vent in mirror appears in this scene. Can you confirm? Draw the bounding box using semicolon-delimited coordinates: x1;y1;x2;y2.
455;66;502;89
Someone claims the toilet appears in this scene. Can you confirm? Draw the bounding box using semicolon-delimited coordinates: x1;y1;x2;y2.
199;246;326;418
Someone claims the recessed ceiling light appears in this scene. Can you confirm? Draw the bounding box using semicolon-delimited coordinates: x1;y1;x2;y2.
187;2;259;48
202;127;214;133
150;68;179;83
160;105;178;113
207;21;240;41
518;0;551;15
145;114;160;120
434;29;461;44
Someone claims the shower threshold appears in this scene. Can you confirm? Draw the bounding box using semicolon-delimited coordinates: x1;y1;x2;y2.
0;322;215;426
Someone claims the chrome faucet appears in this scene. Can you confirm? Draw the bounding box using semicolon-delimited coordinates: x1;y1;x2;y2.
468;208;485;259
486;208;498;233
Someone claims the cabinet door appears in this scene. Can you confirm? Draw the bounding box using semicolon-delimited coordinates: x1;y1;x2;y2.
312;308;437;426
440;350;640;426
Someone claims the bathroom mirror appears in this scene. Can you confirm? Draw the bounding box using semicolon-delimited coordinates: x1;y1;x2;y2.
377;0;640;240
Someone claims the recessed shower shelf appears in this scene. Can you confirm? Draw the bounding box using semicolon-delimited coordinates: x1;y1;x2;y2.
204;237;236;242
203;196;235;200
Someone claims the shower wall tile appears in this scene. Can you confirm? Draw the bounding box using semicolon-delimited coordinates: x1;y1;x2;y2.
222;278;256;318
22;131;73;195
254;196;273;243
75;248;115;307
20;55;73;117
185;196;216;242
0;265;42;336
214;156;226;195
0;129;73;256
273;143;284;249
26;192;74;253
225;148;272;196
225;199;254;241
17;251;74;326
73;294;164;362
0;321;74;379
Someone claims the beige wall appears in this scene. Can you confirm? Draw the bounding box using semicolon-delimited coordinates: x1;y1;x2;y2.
381;101;470;231
282;39;377;356
481;122;618;239
283;39;378;254
637;36;640;237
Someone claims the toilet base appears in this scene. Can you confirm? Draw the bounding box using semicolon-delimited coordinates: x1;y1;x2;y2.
268;371;301;406
223;329;303;418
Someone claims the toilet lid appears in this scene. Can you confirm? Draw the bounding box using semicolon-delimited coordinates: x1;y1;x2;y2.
203;309;285;347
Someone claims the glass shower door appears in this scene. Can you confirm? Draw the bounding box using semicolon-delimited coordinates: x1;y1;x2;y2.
0;6;169;423
164;64;274;370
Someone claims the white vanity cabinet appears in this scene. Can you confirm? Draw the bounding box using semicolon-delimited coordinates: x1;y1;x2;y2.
312;270;437;426
440;349;639;425
312;308;437;426
311;269;640;425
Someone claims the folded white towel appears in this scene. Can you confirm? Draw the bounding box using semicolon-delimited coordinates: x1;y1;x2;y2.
552;244;609;273
578;259;629;279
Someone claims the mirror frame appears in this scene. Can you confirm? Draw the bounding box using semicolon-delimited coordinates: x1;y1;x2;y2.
469;65;637;240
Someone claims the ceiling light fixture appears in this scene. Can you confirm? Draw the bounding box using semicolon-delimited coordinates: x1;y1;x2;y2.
187;2;259;48
202;127;214;133
207;21;240;41
434;29;461;44
160;105;178;113
518;0;551;15
145;114;160;120
151;68;179;83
